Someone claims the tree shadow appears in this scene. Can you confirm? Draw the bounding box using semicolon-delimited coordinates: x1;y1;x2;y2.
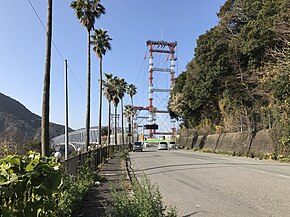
134;161;290;176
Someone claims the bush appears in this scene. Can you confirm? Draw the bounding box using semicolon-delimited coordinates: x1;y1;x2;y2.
56;157;98;216
0;152;98;217
0;152;62;217
109;175;177;217
121;148;129;161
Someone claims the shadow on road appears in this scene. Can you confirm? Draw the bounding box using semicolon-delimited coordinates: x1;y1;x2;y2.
134;161;290;176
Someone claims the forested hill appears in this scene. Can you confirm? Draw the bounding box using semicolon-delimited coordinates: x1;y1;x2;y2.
0;92;68;144
169;0;289;147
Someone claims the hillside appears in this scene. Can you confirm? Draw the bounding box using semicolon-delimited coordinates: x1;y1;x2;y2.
169;0;290;151
0;92;69;144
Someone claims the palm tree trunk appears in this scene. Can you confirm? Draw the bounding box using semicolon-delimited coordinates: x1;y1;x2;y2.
107;100;111;146
114;104;117;146
121;98;124;145
98;58;103;147
85;29;91;152
131;96;134;144
128;117;131;145
41;0;52;157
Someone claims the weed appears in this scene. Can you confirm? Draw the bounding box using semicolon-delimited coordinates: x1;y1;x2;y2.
108;175;177;217
56;158;97;216
121;148;129;161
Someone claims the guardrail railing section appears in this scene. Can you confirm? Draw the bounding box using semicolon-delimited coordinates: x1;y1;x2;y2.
63;144;127;176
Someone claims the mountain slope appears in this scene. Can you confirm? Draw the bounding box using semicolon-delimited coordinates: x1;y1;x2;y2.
0;92;70;144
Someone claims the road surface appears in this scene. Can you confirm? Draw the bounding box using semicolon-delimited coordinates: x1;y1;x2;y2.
130;147;290;217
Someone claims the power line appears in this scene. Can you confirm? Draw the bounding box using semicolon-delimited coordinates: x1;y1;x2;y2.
27;0;46;30
27;0;67;62
67;65;87;95
26;0;98;109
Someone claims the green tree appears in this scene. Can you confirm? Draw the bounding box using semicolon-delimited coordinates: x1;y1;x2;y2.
126;84;137;142
170;0;290;135
112;77;121;146
169;70;192;125
258;21;290;153
117;78;127;145
71;0;105;151
127;84;137;106
41;0;52;157
124;105;134;144
91;28;112;147
104;73;115;145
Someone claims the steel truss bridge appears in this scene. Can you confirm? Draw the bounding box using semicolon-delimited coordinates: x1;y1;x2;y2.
51;127;136;152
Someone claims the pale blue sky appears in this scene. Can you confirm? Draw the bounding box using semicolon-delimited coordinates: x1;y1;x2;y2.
0;0;226;130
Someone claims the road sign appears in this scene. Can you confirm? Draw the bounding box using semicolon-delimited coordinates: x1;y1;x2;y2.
145;124;158;130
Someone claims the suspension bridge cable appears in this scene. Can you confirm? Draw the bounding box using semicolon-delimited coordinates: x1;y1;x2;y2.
134;47;148;106
134;46;148;85
158;115;171;132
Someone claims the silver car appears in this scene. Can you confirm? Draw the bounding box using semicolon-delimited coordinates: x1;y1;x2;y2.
157;141;168;150
133;141;143;152
169;141;178;149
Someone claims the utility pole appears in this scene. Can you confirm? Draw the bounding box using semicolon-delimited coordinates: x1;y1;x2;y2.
64;59;69;160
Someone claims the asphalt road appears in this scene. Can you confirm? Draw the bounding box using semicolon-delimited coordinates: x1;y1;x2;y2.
130;147;290;217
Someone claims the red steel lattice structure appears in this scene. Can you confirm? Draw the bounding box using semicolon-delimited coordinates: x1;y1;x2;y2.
146;40;177;138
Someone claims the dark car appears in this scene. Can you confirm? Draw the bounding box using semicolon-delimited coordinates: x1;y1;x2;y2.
133;141;143;152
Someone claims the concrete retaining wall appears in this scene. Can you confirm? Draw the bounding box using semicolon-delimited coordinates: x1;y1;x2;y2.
178;130;275;154
251;131;274;154
215;132;251;153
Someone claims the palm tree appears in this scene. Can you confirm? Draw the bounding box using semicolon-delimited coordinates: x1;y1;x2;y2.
91;28;112;147
124;104;134;144
127;84;137;106
71;0;105;152
126;84;137;143
104;73;115;146
117;79;127;145
41;0;52;157
112;77;121;146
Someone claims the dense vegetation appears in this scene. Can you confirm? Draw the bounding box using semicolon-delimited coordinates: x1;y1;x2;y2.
169;0;290;150
0;152;99;217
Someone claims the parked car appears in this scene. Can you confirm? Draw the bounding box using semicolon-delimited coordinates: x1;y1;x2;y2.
157;141;168;150
133;141;143;152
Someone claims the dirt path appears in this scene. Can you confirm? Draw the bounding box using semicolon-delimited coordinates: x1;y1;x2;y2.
78;153;131;217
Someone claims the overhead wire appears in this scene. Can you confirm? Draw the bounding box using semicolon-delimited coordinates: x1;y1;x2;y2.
27;0;176;134
26;0;97;109
27;0;65;61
